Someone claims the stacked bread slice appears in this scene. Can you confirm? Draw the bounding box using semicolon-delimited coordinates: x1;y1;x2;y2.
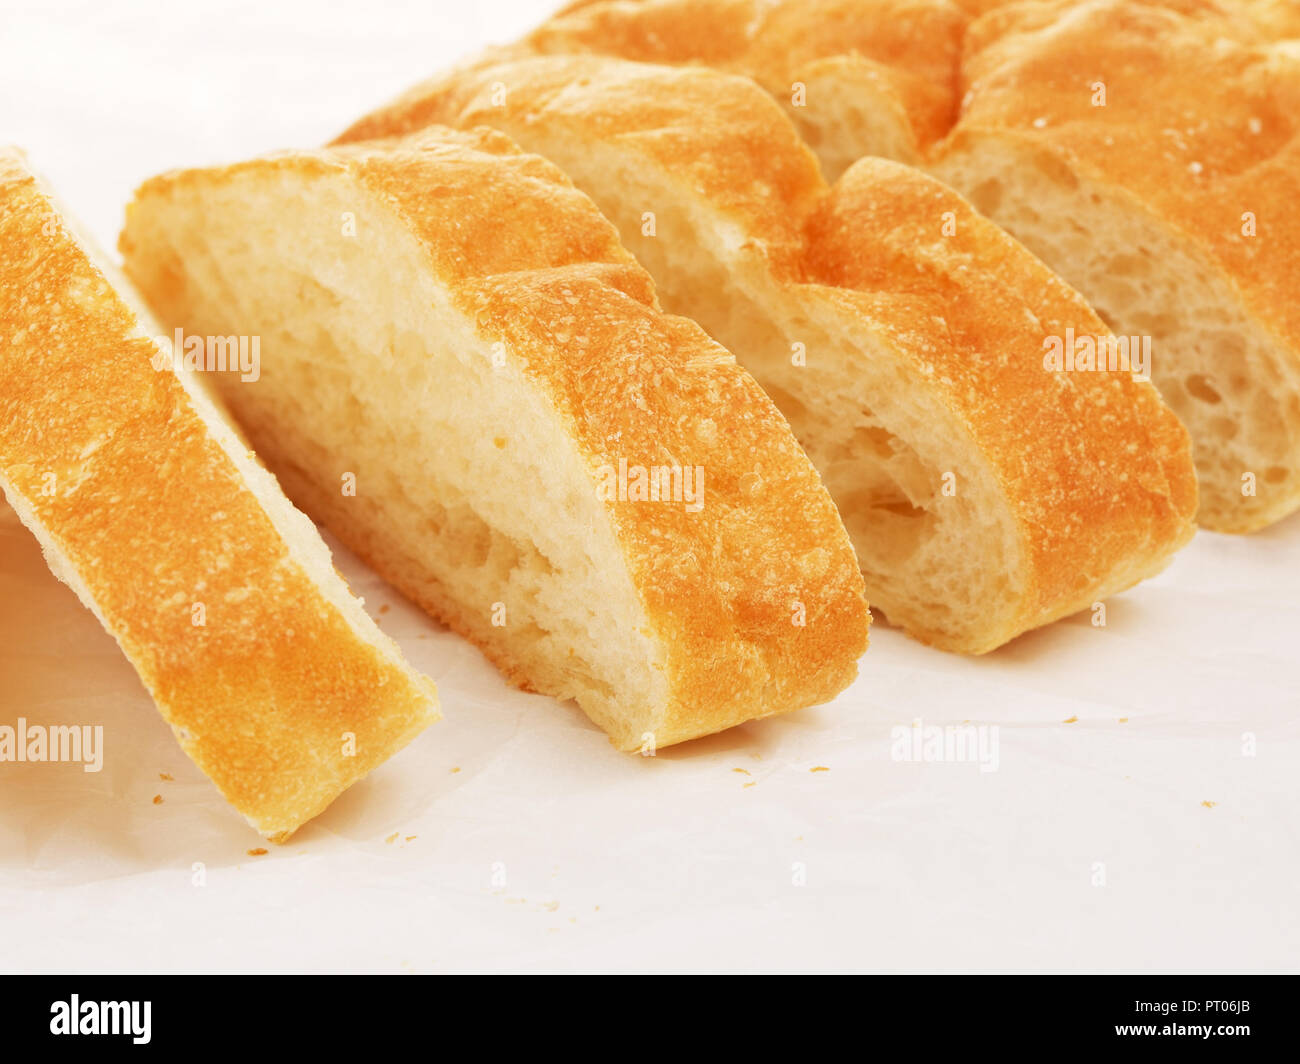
511;0;1300;532
0;149;440;840
334;54;1197;653
119;127;871;750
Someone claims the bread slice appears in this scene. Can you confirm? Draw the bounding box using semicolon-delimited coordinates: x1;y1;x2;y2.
0;149;439;841
119;127;869;750
932;0;1300;531
336;57;1197;654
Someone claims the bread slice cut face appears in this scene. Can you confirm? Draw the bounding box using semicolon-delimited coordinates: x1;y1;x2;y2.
336;56;1198;654
0;149;439;841
120;127;869;750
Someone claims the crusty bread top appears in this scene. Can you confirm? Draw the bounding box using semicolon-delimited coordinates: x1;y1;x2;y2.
338;57;1197;646
519;0;1300;160
954;0;1300;365
0;148;439;840
128;127;870;740
529;0;967;158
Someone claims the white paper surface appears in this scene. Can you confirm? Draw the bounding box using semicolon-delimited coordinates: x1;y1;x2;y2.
2;0;1298;973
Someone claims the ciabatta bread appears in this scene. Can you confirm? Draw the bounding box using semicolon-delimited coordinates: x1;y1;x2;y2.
0;149;439;841
120;127;869;749
509;0;1300;532
337;57;1197;653
934;0;1300;531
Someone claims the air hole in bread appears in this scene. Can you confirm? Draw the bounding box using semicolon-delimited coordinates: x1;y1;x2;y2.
1186;374;1223;404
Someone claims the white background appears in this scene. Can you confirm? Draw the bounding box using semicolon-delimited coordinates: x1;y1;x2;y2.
1;0;1297;973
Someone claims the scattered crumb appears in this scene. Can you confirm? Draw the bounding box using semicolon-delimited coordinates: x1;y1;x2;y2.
494;436;507;449
1118;717;1129;724
450;766;461;774
405;835;417;842
385;832;399;844
810;766;829;773
379;604;391;616
743;781;756;789
1202;800;1217;809
1063;716;1079;724
594;905;600;912
159;772;173;782
247;848;268;857
152;794;163;805
542;901;559;913
732;767;751;776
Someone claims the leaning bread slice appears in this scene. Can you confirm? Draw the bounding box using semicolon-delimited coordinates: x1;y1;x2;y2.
0;148;439;841
336;56;1197;653
932;0;1300;531
120;127;869;750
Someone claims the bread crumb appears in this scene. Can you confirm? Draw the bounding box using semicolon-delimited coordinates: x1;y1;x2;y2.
450;766;461;774
159;772;173;781
247;848;268;857
152;794;163;805
542;901;559;912
405;835;417;842
378;604;390;615
1118;717;1129;723
733;767;751;776
385;832;399;844
1202;800;1217;809
743;781;755;788
810;765;829;773
494;436;507;449
1063;716;1079;724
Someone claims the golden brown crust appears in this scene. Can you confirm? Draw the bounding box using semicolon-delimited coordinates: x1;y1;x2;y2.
522;0;969;159
126;127;870;747
0;148;439;840
337;57;1197;651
